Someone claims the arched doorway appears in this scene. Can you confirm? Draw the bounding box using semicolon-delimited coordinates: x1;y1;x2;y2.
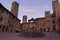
32;26;35;32
40;28;42;32
47;27;50;32
46;27;50;32
44;28;46;32
0;25;1;30
53;26;56;31
6;27;8;32
2;26;5;32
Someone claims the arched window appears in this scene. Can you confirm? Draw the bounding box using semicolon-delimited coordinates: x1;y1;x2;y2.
32;26;34;29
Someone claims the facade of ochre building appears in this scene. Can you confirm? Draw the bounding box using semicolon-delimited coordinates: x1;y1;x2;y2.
0;0;60;32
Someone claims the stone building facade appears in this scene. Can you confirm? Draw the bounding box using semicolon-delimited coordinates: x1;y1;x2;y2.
21;0;60;32
0;2;20;32
0;0;60;32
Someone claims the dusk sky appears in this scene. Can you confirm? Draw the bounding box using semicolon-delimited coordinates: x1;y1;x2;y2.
0;0;60;22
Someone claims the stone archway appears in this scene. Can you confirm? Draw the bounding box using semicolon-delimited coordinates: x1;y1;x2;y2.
44;28;46;32
0;25;1;30
32;26;35;32
2;26;5;32
40;28;42;32
0;25;2;31
53;26;56;31
44;28;50;32
6;27;8;32
47;27;50;32
45;27;50;32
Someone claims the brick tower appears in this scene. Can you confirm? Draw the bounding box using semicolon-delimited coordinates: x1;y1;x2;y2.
23;15;27;23
11;1;19;17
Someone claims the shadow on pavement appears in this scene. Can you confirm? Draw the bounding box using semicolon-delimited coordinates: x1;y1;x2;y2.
17;32;46;38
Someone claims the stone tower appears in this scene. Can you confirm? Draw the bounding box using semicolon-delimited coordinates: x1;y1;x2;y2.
23;15;27;23
52;0;59;14
11;1;19;17
52;0;60;31
45;11;52;32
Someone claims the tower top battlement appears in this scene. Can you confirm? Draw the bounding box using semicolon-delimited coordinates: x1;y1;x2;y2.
52;0;58;2
12;1;19;5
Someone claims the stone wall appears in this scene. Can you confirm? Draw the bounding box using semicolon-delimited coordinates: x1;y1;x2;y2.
0;4;20;32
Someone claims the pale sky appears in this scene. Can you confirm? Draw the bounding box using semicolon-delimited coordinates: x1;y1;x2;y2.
0;0;60;22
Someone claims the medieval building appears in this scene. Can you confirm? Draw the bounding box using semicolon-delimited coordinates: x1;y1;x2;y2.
21;0;60;32
0;0;60;32
0;2;20;32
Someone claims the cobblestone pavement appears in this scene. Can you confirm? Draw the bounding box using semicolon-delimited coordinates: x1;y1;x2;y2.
0;32;60;40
